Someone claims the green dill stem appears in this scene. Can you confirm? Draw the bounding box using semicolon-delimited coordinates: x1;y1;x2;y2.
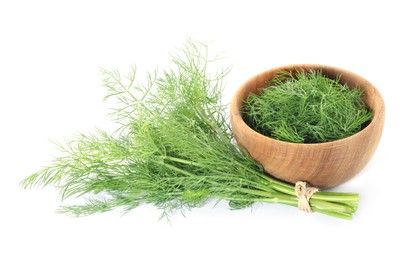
161;155;358;217
161;155;276;193
269;194;355;220
241;165;359;217
158;157;275;198
312;192;359;203
212;195;279;204
232;161;295;190
244;165;359;205
161;155;203;168
158;158;357;218
313;209;353;220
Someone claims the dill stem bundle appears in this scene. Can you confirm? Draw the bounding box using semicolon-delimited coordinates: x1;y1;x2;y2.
21;40;359;220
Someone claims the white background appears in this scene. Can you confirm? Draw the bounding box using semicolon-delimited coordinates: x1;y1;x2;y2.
1;0;408;259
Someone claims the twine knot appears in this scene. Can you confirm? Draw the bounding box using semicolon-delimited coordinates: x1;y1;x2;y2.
295;181;319;213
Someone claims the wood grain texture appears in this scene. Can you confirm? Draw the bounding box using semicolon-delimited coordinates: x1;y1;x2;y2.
230;64;385;189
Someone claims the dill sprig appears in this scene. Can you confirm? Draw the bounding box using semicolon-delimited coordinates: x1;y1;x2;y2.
243;70;373;143
21;39;359;220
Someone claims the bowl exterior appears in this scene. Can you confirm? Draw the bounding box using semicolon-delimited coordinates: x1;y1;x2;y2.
230;64;385;189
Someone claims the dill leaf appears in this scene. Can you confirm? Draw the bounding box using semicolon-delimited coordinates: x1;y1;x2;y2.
243;70;373;143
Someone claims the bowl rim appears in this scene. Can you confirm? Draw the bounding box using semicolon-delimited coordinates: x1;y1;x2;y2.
230;64;385;148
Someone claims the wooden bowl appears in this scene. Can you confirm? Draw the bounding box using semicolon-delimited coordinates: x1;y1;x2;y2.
230;64;385;189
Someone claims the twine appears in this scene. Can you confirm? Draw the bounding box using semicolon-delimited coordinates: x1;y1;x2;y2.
295;181;319;213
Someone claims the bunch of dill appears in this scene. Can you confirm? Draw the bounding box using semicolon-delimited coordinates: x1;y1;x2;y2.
243;70;373;143
21;40;359;219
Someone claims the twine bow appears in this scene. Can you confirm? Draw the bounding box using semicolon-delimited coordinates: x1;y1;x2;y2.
295;181;319;213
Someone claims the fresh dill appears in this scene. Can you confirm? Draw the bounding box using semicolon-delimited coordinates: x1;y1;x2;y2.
21;40;359;220
243;70;373;143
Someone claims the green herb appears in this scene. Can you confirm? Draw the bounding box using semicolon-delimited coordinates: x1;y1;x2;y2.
243;70;373;143
21;40;359;220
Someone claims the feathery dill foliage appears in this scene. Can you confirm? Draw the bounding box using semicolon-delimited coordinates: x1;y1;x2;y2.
243;70;373;143
21;40;359;220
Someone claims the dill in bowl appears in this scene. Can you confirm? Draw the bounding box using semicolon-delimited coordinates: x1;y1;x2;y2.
242;70;373;143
